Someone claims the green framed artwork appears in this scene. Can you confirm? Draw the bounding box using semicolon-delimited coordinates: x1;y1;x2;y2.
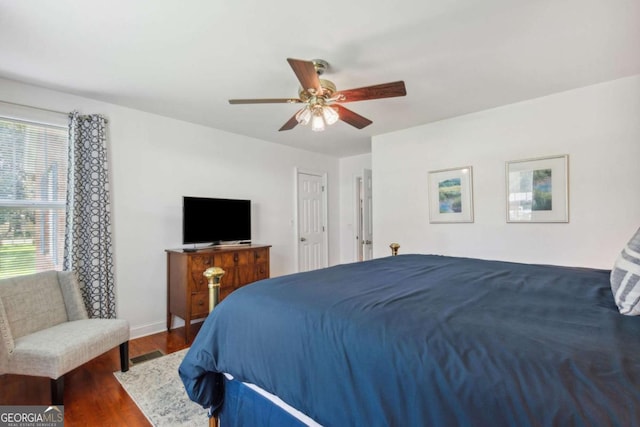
428;166;474;223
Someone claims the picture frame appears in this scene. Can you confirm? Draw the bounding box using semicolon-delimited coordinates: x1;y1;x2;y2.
506;154;569;223
428;166;474;223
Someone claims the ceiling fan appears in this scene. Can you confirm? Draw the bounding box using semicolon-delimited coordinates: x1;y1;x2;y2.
228;58;407;132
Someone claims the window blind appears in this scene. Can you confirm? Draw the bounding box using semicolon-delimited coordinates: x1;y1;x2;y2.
0;116;68;279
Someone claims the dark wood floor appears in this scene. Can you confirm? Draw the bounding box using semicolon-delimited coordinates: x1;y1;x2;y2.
0;324;203;426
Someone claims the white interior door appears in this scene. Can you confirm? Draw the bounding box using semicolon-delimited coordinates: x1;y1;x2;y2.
297;171;327;272
362;168;373;260
355;176;364;262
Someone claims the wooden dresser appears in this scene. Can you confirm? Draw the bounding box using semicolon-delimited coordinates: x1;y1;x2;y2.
165;244;271;342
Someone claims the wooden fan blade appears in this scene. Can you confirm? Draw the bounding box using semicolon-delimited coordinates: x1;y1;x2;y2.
334;81;406;103
229;98;302;104
333;105;373;129
279;113;299;131
287;58;322;95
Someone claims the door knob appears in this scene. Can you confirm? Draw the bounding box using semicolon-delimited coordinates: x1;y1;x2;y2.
364;240;372;245
300;237;307;242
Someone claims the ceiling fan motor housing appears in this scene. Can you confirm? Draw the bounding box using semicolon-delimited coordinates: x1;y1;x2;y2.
299;79;336;101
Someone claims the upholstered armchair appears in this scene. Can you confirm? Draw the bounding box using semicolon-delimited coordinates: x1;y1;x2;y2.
0;271;129;404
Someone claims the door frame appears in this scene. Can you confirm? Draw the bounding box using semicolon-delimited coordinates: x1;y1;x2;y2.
354;168;373;262
361;168;373;261
354;175;363;262
294;167;329;272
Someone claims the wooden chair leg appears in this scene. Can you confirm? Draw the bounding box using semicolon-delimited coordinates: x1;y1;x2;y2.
51;377;64;405
120;341;129;372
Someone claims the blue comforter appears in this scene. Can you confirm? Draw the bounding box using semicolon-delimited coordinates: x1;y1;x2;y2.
179;255;640;426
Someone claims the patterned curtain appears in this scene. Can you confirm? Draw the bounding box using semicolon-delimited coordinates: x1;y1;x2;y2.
63;111;116;318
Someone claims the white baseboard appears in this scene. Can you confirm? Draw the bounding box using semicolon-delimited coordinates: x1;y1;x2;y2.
129;321;167;339
129;318;204;340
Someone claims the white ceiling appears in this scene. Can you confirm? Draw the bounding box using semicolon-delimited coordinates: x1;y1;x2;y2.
1;0;638;157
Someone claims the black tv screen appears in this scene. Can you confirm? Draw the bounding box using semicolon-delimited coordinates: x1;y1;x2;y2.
182;197;251;244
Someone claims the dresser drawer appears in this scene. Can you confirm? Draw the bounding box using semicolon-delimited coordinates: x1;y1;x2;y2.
190;291;210;318
255;262;269;281
251;248;269;263
189;255;214;292
192;254;214;267
216;251;250;267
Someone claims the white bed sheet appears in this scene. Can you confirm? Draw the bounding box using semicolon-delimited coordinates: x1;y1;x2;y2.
223;373;322;426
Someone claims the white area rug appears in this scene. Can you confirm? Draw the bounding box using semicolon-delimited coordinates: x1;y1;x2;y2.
114;348;207;426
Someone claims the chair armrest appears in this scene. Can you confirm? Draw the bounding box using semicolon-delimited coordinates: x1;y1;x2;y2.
58;272;89;321
0;297;15;372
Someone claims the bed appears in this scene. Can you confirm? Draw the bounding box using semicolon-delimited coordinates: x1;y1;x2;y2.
179;254;640;426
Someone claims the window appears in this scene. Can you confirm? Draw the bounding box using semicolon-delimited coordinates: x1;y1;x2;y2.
0;111;68;279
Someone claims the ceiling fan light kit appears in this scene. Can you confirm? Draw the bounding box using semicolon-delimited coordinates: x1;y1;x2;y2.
228;58;407;133
295;96;340;132
322;105;339;125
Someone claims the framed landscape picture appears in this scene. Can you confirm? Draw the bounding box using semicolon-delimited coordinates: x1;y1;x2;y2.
506;154;569;223
428;166;474;223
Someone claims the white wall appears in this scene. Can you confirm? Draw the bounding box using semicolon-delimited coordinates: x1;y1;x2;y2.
338;154;372;264
0;78;340;337
372;75;640;269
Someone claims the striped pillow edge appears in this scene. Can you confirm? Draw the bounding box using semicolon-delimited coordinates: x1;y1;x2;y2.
611;227;640;316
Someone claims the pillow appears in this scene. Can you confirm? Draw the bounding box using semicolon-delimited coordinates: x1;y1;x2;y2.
611;227;640;315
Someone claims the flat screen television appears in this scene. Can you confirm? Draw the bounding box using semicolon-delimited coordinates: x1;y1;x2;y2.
182;196;251;245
